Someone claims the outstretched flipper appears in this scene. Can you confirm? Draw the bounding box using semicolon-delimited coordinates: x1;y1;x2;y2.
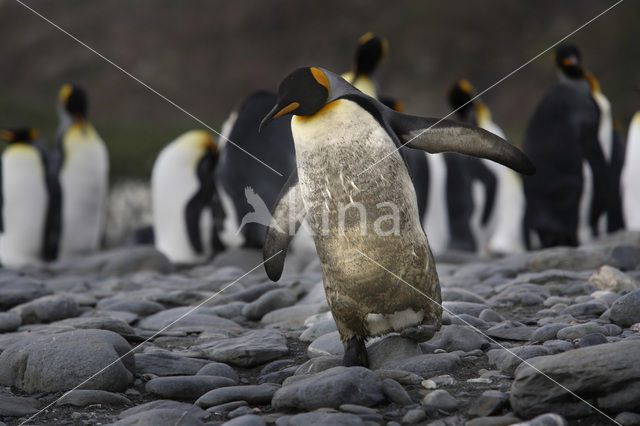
389;113;536;175
263;169;306;281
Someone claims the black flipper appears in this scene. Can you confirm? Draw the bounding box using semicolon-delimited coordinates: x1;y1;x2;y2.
388;113;536;175
34;140;61;262
263;169;306;281
185;149;218;254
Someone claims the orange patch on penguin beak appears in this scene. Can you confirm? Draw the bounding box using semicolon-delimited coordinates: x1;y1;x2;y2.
273;102;300;119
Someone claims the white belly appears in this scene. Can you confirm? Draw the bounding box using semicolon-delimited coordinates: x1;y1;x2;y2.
0;147;48;268
151;142;211;263
59;126;109;257
623;112;640;230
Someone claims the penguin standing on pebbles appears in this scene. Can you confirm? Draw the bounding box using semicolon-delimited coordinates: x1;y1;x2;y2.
523;45;606;248
0;128;61;267
261;67;534;366
55;84;109;257
152;130;224;264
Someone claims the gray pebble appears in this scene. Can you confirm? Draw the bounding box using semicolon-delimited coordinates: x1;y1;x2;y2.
197;362;240;383
615;412;640;426
145;375;237;400
402;408;427;424
610;289;640;327
241;289;297;320
576;333;607;347
422;389;459;410
381;378;413;405
0;312;21;332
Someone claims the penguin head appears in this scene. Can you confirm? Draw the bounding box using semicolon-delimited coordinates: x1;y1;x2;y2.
260;67;332;131
58;83;89;119
554;44;584;79
0;127;39;144
352;32;388;79
448;79;476;119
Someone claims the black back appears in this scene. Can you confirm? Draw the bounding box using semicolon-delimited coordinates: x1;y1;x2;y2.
217;90;297;248
523;82;603;248
607;126;625;232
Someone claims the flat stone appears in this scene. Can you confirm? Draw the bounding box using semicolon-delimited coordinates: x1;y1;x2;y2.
485;322;535;341
56;389;132;407
478;309;505;323
381;378;413;405
440;325;489;352
589;266;639;292
0;312;21;332
197;362;239;383
442;288;487;304
0;329;135;393
299;319;338;342
382;353;461;378
0;276;52;310
146;375;236;400
556;323;608;340
96;299;165;316
9;294;79;324
488;346;551;376
260;304;324;328
368;335;422;370
51;246;172;277
118;399;209;420
465;415;523;426
197;329;288;368
138;307;244;333
272;366;385;410
135;352;211;376
531;324;570;342
542;340;575;354
295;356;342;375
402;408;427;424
442;301;490;317
609;289;640;327
0;395;42;416
422;389;459;410
511;340;640;418
307;331;343;358
51;316;136;337
112;408;205;425
563;302;608;319
195;384;280;408
242;289;298;320
374;369;424;385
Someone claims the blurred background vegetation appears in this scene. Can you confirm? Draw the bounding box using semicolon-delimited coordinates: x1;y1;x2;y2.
1;0;638;182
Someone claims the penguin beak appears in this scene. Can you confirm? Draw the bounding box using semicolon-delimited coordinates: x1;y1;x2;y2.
259;102;299;133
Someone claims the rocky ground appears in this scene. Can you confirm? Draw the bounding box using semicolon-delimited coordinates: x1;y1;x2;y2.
1;233;640;426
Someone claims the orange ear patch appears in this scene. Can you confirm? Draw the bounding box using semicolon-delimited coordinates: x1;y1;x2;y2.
59;84;73;104
0;130;15;141
274;102;300;119
359;32;375;45
459;79;474;95
310;67;331;92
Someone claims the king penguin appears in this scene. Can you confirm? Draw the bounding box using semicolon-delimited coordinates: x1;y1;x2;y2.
0;128;61;267
151;130;224;264
55;84;109;257
260;67;534;366
622;100;640;230
523;44;606;248
341;32;388;99
442;79;498;252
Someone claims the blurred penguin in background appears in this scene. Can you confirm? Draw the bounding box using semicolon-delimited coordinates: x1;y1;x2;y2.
622;94;640;230
0;128;61;267
216;90;297;249
439;79;498;253
55;84;109;258
342;32;388;98
523;44;606;248
151;130;224;264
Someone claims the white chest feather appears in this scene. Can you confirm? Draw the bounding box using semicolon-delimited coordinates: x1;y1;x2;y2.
0;146;48;267
151;138;211;263
623;112;640;230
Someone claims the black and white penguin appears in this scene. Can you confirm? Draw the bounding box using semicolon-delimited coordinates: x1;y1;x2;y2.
523;44;606;248
260;67;534;366
622;102;640;230
441;79;498;252
151;130;223;264
341;32;388;99
0;128;60;267
216;90;297;249
55;83;109;257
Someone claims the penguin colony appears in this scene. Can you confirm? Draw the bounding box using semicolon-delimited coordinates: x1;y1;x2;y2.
2;34;639;365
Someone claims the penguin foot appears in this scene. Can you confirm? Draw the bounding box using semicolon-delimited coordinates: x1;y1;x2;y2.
343;337;369;367
400;324;437;342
